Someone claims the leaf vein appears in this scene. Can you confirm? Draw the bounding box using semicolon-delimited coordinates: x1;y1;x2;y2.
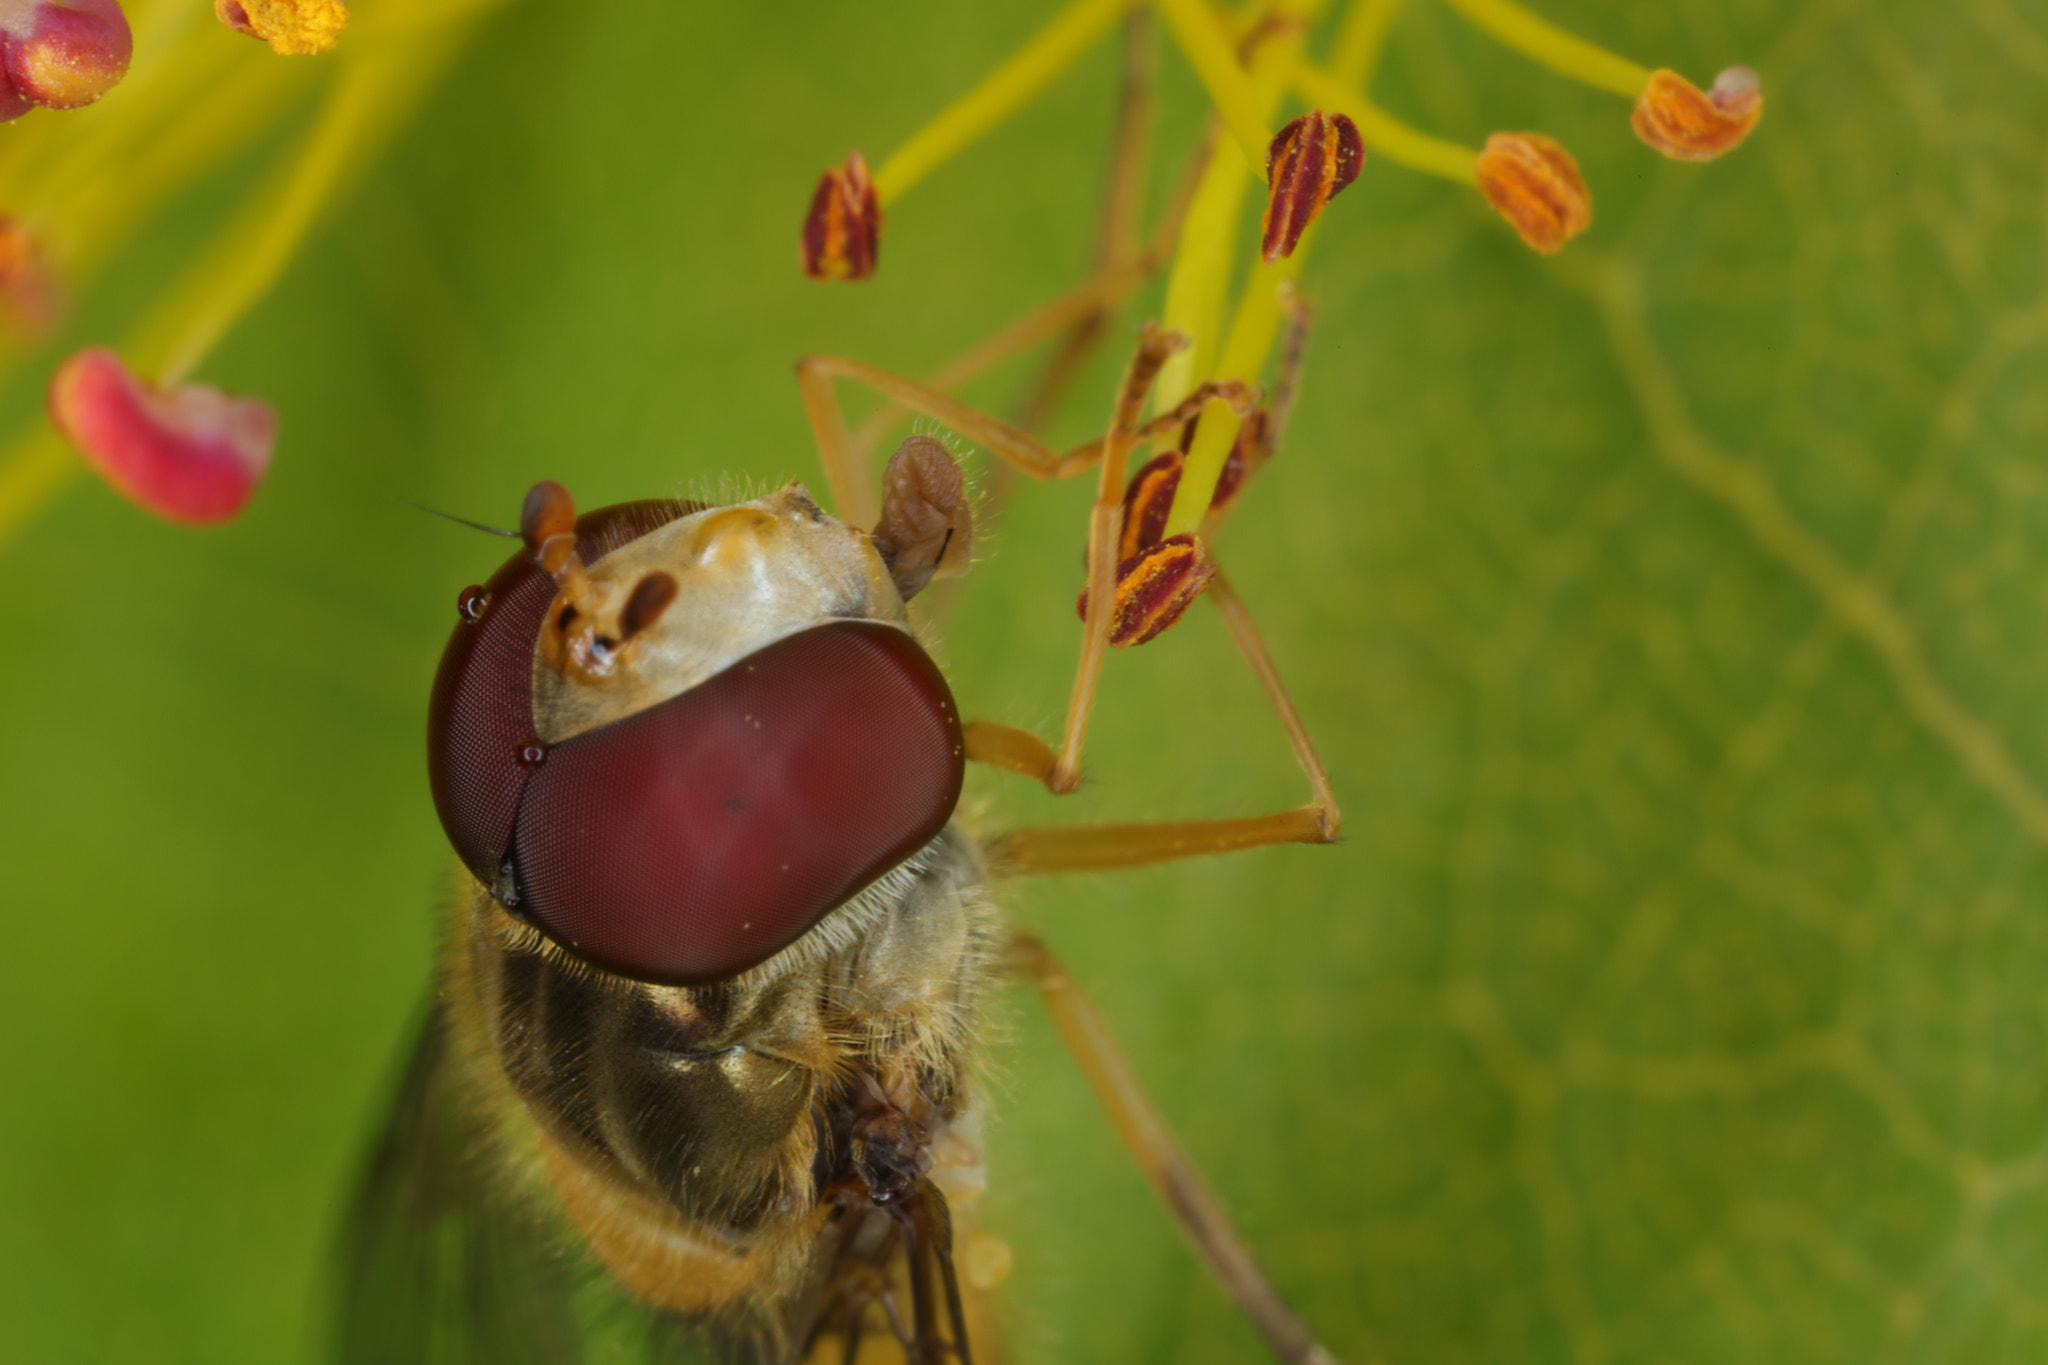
1578;258;2048;848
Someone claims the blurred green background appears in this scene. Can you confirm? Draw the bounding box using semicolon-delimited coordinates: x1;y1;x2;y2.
5;0;2048;1361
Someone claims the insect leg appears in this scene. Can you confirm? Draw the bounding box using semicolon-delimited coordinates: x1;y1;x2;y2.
978;566;1340;872
797;20;1223;535
886;1182;974;1365
975;289;1326;849
1007;934;1347;1365
1052;321;1186;792
799;352;1073;531
844;10;1210;467
795;355;1241;535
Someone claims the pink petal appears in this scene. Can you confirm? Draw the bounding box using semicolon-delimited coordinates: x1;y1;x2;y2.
49;348;276;525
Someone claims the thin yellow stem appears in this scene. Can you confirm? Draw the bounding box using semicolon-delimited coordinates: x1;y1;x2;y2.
0;1;503;552
1153;130;1251;411
1163;247;1305;536
0;433;74;551
1148;0;1273;173
871;0;1137;204
1151;0;1321;412
1436;0;1649;97
1329;0;1406;87
60;59;304;282
157;8;495;383
1294;62;1478;184
155;68;384;382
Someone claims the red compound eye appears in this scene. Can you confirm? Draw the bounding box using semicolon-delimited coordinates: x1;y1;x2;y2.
510;622;963;984
428;500;692;891
427;502;966;986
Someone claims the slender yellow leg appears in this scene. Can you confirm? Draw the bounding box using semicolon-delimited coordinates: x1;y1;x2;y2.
796;351;1248;528
1053;324;1186;792
983;567;1340;872
1009;935;1347;1365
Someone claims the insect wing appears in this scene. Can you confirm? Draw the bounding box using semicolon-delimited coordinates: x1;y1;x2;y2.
332;1006;757;1365
328;1005;590;1365
329;1006;828;1365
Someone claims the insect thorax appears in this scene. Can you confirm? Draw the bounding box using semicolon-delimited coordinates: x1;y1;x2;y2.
442;822;996;1331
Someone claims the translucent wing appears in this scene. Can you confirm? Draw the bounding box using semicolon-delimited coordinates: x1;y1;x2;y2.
328;1002;592;1364
330;1003;746;1365
330;1000;967;1365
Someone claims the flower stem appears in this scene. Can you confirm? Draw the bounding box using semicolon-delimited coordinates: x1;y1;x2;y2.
1163;247;1305;537
1436;0;1648;97
0;432;72;551
1154;133;1251;411
158;8;495;383
1149;0;1277;173
0;0;504;550
1152;0;1321;412
871;0;1137;205
1329;0;1406;87
156;65;385;381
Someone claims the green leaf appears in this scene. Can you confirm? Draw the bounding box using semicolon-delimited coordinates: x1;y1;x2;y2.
3;0;2044;1362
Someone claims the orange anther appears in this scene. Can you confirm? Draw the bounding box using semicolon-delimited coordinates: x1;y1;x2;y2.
214;0;348;56
1631;67;1763;162
1475;131;1591;254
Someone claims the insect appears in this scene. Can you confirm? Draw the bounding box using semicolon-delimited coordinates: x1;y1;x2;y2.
329;317;1348;1365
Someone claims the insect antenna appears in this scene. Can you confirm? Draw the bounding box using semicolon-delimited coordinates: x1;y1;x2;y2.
398;499;522;538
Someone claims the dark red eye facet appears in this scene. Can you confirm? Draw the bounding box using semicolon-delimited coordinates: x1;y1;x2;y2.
428;501;692;892
511;621;963;984
428;502;966;986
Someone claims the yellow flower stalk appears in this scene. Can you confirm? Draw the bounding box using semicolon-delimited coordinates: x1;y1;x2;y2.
0;0;506;541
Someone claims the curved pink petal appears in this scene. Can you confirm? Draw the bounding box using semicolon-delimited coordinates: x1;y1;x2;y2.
49;347;276;525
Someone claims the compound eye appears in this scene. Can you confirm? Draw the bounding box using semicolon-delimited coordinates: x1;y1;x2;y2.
506;621;963;985
427;500;695;889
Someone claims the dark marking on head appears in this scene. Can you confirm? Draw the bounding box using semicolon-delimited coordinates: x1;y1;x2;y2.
620;571;679;639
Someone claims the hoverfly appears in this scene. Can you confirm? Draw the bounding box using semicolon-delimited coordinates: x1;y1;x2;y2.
329;317;1348;1364
330;0;1349;1350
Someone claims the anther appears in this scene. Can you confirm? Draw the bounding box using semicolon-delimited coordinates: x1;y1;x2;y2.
1119;451;1183;562
1632;67;1764;162
1260;111;1365;262
1076;533;1217;649
0;0;132;120
800;151;881;281
1475;131;1591;254
214;0;348;56
48;347;275;525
